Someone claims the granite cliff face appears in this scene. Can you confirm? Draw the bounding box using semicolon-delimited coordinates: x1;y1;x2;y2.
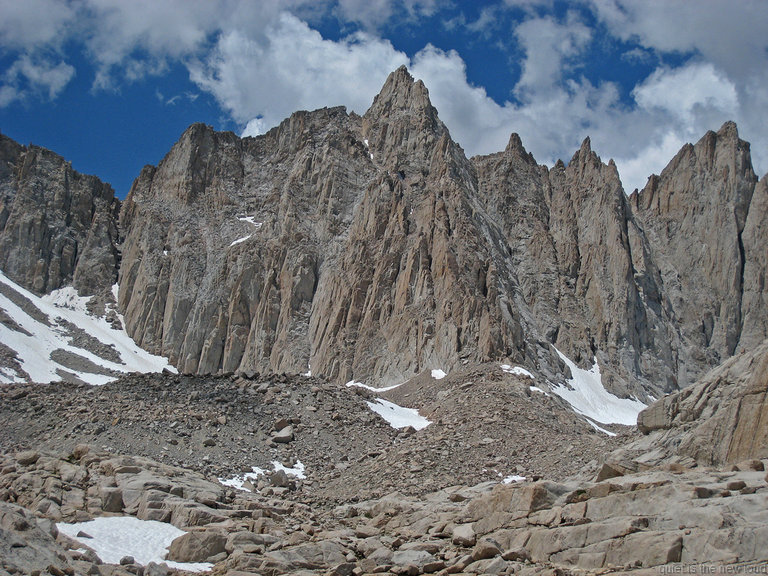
2;67;767;399
0;133;120;296
119;69;527;383
116;67;768;396
629;122;763;387
637;339;768;466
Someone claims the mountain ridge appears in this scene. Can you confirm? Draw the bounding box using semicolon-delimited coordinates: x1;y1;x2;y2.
0;67;766;402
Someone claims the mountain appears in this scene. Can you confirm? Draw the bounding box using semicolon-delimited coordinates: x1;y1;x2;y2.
2;66;768;404
3;65;768;576
0;133;173;385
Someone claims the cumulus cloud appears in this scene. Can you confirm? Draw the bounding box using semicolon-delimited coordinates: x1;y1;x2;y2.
0;55;75;106
0;0;76;49
188;13;408;127
513;12;592;95
335;0;439;30
633;63;738;123
589;0;768;78
588;0;768;183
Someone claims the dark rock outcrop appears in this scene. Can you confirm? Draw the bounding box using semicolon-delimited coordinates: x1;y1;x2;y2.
0;132;120;296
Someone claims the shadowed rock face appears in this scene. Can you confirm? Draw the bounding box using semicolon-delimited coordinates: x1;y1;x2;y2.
0;134;120;296
629;121;762;387
635;338;768;466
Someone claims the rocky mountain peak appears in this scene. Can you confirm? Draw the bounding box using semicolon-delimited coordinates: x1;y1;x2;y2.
362;66;447;175
568;136;599;171
367;65;434;117
627;120;764;386
502;133;537;166
2;70;767;406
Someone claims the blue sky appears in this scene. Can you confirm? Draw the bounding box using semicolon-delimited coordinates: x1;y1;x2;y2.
1;0;766;198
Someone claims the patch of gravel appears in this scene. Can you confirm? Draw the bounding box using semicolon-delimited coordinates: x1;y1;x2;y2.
0;307;31;335
0;341;29;382
0;366;636;506
49;348;121;377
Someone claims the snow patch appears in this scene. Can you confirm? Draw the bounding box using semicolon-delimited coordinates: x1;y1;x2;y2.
219;466;266;491
56;516;212;572
431;368;447;380
229;235;252;246
273;459;306;479
502;475;527;484
238;215;263;229
230;215;262;246
501;364;533;379
366;398;431;430
529;385;549;396
345;379;402;392
218;460;306;491
0;272;175;385
584;418;617;437
551;347;646;426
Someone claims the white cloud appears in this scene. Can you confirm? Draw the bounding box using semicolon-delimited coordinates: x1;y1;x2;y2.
1;0;767;192
189;12;408;128
1;55;75;106
336;0;395;29
589;0;768;79
633;63;738;124
335;0;439;29
613;132;686;194
0;0;76;49
513;12;592;95
587;0;768;183
242;118;269;138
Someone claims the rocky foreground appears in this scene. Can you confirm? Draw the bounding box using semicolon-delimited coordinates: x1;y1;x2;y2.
2;441;768;576
3;349;768;575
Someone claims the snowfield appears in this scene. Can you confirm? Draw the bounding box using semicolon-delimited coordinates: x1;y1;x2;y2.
551;347;646;427
57;516;212;572
366;398;431;430
0;272;176;385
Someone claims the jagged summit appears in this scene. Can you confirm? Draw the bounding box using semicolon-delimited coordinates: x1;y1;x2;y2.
362;66;448;176
367;65;435;116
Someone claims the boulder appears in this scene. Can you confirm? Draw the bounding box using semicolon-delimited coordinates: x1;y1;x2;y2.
167;529;227;563
451;523;476;547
